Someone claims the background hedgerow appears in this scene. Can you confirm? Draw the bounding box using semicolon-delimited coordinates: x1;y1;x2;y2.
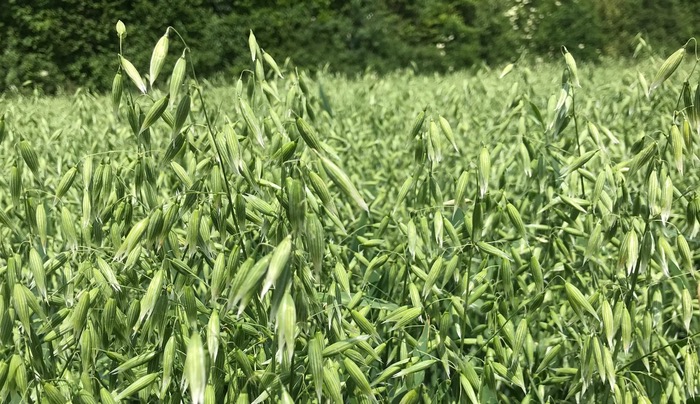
0;23;699;403
2;0;700;93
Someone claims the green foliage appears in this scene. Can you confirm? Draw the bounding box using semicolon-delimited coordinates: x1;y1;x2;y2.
531;0;605;60
2;0;700;93
2;25;700;402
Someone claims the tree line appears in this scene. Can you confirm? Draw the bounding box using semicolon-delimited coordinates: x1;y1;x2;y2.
1;0;698;93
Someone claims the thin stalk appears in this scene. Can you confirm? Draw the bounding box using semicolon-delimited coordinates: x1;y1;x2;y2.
571;91;586;198
169;28;245;256
401;254;411;307
461;242;474;351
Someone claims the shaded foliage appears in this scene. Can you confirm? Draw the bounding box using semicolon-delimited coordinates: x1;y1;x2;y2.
1;0;700;93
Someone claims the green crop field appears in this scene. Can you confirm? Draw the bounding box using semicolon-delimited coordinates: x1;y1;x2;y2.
0;25;699;403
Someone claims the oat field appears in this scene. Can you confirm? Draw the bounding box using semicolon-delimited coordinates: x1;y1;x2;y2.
0;26;699;403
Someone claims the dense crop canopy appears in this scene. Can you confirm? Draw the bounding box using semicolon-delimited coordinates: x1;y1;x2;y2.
0;26;699;403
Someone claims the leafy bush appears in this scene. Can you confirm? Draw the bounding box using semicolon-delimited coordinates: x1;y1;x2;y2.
2;0;700;93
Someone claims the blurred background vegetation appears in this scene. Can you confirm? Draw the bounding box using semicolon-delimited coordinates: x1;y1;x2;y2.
1;0;699;94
